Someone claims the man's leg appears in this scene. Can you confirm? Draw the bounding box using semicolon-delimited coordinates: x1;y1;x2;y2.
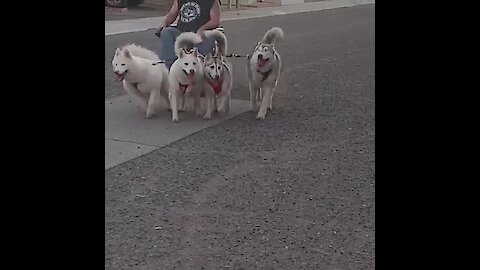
159;27;182;70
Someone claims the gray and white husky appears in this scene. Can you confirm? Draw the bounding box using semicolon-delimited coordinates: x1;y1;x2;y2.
247;27;284;120
202;29;233;120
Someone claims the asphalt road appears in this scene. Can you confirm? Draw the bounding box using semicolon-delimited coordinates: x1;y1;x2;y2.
105;4;375;269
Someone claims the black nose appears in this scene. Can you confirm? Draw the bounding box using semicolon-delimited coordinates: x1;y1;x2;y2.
258;54;263;60
214;75;220;80
189;69;195;74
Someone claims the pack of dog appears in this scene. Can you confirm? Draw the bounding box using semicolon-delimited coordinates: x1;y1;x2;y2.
111;26;284;122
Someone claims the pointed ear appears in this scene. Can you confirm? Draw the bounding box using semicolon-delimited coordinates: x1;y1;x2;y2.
179;49;185;58
124;49;132;58
115;48;121;56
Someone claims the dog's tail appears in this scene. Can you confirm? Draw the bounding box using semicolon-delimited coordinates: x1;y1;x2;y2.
261;27;284;45
175;32;203;56
122;43;160;61
205;29;227;56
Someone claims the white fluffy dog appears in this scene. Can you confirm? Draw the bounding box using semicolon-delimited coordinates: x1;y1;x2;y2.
168;32;205;122
112;44;170;118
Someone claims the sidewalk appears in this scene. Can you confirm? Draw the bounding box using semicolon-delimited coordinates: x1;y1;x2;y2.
105;0;283;21
105;0;374;35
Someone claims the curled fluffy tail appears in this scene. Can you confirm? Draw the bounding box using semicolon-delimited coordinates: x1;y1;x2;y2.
261;27;284;45
121;44;160;61
205;29;228;56
175;32;202;56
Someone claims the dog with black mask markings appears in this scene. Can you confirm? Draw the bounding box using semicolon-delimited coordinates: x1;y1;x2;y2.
247;27;284;120
202;29;232;120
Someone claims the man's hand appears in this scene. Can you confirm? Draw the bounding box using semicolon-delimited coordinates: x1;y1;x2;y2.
158;22;165;32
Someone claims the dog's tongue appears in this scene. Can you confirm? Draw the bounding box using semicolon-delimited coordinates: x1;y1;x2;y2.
187;72;195;81
258;58;268;67
115;73;125;81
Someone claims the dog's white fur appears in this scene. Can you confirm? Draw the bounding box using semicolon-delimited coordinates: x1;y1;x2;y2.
168;32;204;122
202;30;233;120
112;44;170;118
247;27;284;120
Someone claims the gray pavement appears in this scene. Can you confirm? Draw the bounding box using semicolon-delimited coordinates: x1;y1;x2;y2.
105;4;375;269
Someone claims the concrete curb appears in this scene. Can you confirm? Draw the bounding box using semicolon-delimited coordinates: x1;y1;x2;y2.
105;95;250;169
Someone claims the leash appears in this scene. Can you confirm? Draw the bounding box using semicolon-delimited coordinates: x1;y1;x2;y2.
152;60;166;65
225;53;250;58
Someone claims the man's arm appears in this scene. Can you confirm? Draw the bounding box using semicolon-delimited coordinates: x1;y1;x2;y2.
197;0;221;36
159;0;179;29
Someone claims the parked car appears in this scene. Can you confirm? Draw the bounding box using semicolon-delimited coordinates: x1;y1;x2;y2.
105;0;145;8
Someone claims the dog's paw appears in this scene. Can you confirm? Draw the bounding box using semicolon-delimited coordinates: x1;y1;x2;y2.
172;117;179;123
204;114;212;120
146;112;156;119
256;114;266;120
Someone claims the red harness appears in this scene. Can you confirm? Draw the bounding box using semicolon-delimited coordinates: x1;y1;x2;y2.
207;79;223;95
179;83;189;94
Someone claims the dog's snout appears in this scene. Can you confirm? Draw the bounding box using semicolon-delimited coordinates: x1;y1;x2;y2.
189;69;195;74
214;75;220;80
257;54;263;60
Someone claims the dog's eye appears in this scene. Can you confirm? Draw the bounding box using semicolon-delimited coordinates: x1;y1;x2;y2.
210;65;214;69
184;63;188;66
121;64;125;66
193;62;196;65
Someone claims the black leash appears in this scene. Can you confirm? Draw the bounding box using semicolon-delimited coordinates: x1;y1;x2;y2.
225;53;250;58
152;60;166;66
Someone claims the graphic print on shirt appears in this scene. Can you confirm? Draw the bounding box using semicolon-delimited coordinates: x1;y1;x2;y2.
180;1;201;23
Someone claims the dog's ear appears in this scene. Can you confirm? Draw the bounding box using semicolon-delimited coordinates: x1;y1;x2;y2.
124;49;132;58
115;48;121;56
198;53;205;62
179;48;186;58
192;47;198;57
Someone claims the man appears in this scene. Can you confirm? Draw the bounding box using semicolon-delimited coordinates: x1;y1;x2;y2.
157;0;221;69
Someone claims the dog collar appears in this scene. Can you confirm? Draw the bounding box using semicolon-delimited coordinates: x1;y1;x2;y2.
257;69;272;82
